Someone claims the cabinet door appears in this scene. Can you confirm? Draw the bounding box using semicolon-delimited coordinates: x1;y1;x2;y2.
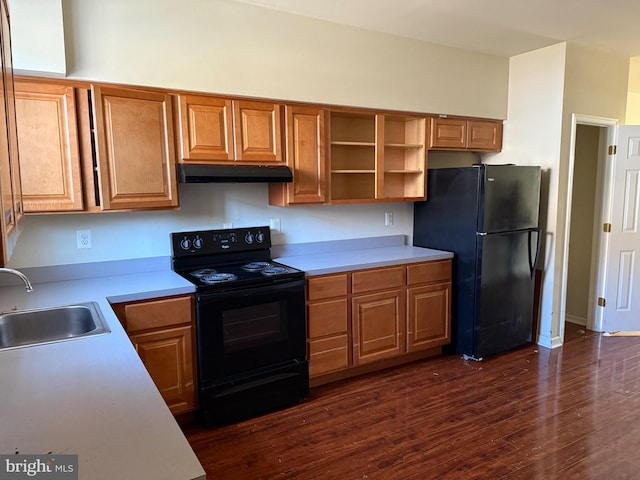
352;289;405;365
92;85;178;210
467;120;503;151
269;105;325;205
429;117;466;149
233;99;282;163
407;283;451;352
130;325;195;415
15;81;84;212
176;94;234;162
0;0;20;265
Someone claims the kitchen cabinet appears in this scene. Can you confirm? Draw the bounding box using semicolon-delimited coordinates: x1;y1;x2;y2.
269;105;326;206
13;78;179;213
307;273;350;377
328;109;426;203
175;93;282;164
352;266;406;364
92;85;179;210
112;295;196;416
15;80;84;212
429;116;502;151
308;259;452;386
406;260;451;352
0;0;22;265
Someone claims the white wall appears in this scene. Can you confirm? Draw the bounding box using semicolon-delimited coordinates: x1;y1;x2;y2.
9;184;415;267
12;0;509;118
6;0;509;268
488;43;567;348
626;57;640;123
8;0;65;75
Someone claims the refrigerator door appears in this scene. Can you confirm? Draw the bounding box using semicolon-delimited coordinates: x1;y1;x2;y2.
473;229;538;359
480;165;541;233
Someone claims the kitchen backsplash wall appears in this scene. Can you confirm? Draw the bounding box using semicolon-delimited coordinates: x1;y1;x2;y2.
8;183;414;268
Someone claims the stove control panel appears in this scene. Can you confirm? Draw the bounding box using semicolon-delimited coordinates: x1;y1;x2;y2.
171;226;272;256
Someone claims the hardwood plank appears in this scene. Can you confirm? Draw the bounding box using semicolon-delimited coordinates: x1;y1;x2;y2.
183;322;640;479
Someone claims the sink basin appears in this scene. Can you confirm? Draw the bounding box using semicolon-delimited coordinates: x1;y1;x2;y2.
0;302;111;350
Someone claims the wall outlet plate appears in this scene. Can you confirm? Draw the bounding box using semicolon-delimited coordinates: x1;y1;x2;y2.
270;218;281;232
76;229;92;249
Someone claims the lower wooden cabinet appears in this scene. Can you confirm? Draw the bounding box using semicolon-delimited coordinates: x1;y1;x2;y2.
406;260;452;352
111;294;196;415
307;273;349;377
129;325;194;414
307;259;452;385
407;283;450;352
353;289;405;364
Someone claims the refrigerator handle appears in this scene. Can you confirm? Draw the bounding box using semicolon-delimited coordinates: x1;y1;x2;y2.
528;229;541;279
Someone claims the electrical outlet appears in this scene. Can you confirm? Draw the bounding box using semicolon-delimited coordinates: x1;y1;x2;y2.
385;212;394;226
76;229;92;249
223;223;233;229
270;218;281;232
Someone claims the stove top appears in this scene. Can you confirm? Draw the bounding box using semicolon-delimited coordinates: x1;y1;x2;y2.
171;226;305;291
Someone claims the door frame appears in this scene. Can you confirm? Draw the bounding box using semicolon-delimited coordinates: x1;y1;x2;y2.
559;114;617;340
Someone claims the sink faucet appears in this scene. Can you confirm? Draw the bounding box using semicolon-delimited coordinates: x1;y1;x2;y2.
0;268;34;292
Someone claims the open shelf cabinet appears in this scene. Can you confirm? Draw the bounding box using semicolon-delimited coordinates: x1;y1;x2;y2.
328;110;426;203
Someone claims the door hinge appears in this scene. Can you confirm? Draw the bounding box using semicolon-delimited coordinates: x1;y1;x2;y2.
608;145;617;155
603;223;612;233
598;297;606;307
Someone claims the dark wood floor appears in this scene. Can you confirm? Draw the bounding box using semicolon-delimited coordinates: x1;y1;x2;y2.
182;323;640;479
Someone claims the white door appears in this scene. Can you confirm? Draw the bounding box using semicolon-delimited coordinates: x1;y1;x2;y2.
604;126;640;331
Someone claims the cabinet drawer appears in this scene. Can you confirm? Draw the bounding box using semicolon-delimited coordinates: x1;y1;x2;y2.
308;298;348;338
406;260;452;286
307;274;348;300
121;296;193;333
352;266;405;294
309;335;350;376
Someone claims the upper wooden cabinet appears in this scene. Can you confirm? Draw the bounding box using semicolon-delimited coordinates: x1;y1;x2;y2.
92;85;179;210
14;79;180;213
429;116;502;152
328;110;426;204
15;80;84;212
269;105;325;206
175;94;233;162
0;0;22;265
175;93;282;164
233;100;282;162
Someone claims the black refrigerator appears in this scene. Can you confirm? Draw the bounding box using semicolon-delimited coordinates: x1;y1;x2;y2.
413;164;541;360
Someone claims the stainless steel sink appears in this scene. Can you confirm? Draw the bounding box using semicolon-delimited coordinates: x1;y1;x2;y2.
0;302;111;350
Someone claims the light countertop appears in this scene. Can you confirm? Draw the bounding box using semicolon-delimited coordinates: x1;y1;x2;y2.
0;266;203;480
273;236;453;275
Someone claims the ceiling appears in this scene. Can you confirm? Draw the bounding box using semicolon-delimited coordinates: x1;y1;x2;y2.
232;0;640;58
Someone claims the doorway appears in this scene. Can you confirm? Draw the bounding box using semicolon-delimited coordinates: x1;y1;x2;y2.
560;114;617;341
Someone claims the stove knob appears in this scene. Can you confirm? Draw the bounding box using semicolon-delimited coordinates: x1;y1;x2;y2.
193;237;203;249
256;231;265;243
180;238;191;250
245;232;254;244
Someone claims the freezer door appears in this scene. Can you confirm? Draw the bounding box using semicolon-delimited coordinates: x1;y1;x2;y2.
474;230;537;358
481;165;541;233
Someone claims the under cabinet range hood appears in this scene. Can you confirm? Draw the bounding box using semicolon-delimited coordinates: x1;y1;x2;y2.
177;164;293;183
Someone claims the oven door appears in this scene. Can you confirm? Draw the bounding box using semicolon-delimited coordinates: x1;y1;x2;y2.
195;277;307;386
